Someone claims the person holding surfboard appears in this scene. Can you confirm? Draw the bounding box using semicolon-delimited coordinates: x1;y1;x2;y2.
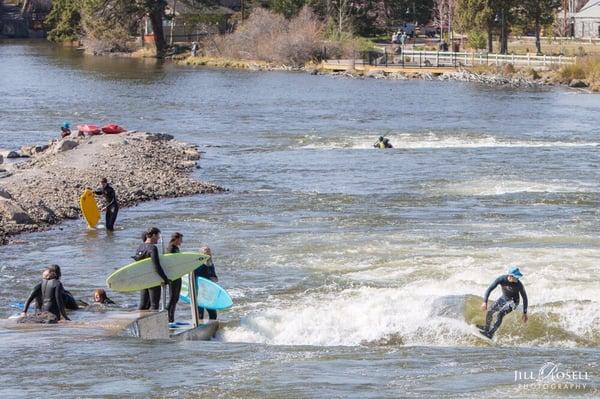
90;178;119;231
134;227;170;310
194;246;219;320
478;266;528;339
166;232;183;323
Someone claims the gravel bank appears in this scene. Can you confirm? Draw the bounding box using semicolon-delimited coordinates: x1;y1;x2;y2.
0;132;224;244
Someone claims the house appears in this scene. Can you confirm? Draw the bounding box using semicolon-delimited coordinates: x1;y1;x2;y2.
163;0;237;43
574;0;600;38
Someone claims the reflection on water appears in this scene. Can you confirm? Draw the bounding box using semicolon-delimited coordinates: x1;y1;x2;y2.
0;41;599;398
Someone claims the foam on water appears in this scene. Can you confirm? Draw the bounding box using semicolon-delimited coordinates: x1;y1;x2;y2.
220;244;600;348
433;178;598;196
297;132;599;150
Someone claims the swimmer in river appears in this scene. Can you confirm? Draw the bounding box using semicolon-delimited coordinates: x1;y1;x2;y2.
478;266;528;338
93;288;116;305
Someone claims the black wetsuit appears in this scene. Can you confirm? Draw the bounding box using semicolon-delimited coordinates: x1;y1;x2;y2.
135;243;169;310
24;283;79;311
24;279;70;321
94;184;118;231
194;261;218;320
166;244;182;323
482;275;528;336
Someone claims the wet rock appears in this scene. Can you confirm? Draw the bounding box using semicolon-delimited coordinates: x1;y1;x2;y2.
0;188;11;199
0;199;33;224
6;151;20;159
54;140;79;153
0;154;3;164
569;79;588;88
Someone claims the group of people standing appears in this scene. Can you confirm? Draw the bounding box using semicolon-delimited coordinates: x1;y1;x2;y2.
20;177;219;326
135;227;219;324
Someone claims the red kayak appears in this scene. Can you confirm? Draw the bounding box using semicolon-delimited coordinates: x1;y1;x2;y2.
102;124;126;134
77;124;101;135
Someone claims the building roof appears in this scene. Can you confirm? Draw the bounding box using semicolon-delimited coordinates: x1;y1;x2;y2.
575;0;600;18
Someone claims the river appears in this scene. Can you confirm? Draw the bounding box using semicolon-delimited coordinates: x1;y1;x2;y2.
0;41;599;398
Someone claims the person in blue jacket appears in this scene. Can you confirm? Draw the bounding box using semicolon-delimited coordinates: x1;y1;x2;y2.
478;266;528;338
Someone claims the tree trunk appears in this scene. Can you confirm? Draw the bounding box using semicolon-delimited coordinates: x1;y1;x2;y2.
149;4;167;58
535;16;541;55
487;24;493;53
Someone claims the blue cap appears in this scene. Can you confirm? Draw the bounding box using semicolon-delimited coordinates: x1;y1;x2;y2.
62;121;70;129
508;266;523;279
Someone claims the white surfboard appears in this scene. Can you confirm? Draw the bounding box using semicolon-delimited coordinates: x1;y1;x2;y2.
470;325;494;344
106;252;210;292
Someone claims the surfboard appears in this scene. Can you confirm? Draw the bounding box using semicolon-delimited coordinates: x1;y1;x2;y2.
106;252;210;292
470;325;494;344
180;276;233;310
80;188;100;228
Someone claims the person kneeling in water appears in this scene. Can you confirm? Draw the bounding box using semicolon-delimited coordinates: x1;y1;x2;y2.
373;136;393;149
22;265;70;322
479;266;528;338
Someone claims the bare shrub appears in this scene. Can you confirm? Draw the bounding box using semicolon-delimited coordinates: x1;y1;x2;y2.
206;6;323;66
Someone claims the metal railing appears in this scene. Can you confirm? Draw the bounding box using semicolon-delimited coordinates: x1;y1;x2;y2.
341;49;578;69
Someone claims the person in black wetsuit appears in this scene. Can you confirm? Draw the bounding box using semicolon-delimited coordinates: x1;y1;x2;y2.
195;246;219;320
134;227;170;310
23;265;81;312
166;232;183;323
91;178;119;231
479;266;528;338
22;265;70;321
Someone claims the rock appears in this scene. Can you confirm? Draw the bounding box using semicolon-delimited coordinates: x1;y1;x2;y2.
0;154;3;164
54;140;79;153
569;79;588;88
146;133;174;142
6;151;20;159
0;199;34;224
0;188;11;199
20;145;48;157
183;149;200;161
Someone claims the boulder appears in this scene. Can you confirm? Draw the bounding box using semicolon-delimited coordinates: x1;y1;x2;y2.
54;140;79;153
0;154;3;164
0;188;12;199
0;199;34;224
6;151;20;159
569;79;588;88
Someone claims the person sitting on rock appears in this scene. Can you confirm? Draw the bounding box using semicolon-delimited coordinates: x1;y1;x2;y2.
89;178;119;231
60;122;71;139
21;265;70;322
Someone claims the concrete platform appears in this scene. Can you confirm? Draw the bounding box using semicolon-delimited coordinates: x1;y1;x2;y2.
0;310;208;340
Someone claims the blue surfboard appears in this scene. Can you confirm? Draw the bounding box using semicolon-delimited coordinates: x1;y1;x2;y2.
180;276;233;310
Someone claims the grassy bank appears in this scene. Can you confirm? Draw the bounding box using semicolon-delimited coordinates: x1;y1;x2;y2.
178;55;285;71
557;56;600;92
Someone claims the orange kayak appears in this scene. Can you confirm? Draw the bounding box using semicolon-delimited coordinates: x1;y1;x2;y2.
102;124;126;134
77;124;101;135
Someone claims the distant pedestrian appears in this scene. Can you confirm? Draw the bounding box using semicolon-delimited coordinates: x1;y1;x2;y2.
191;42;198;57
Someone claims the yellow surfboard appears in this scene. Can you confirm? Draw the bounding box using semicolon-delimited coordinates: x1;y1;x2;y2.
80;188;100;228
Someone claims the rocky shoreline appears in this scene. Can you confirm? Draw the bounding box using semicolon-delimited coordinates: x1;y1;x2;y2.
177;56;595;90
0;132;224;244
